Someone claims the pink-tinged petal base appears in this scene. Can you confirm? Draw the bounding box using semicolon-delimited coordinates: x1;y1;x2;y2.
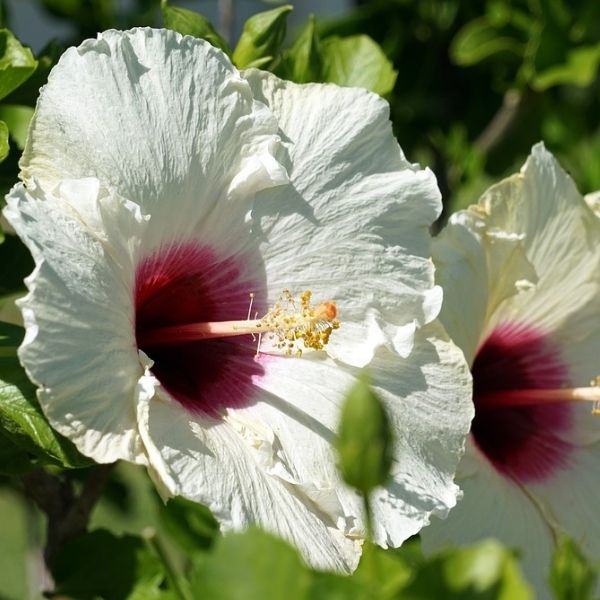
135;243;265;416
471;323;574;483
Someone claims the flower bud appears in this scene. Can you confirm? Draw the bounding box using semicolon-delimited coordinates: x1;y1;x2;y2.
337;372;394;494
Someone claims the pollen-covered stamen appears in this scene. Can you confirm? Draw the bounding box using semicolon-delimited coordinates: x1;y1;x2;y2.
138;289;340;356
478;375;600;415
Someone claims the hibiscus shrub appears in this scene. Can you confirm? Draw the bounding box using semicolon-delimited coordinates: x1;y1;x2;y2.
1;1;600;600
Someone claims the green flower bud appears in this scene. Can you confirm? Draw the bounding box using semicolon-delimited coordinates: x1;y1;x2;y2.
336;372;394;494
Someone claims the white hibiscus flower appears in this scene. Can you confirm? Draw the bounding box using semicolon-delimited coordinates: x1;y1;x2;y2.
3;28;473;571
422;142;600;597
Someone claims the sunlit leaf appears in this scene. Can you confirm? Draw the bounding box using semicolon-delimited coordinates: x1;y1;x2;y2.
0;321;92;469
451;17;525;66
0;119;7;163
0;105;33;150
190;528;311;599
532;43;600;90
403;540;533;599
550;536;599;600
232;5;293;69
161;0;229;54
278;15;323;83
321;35;397;96
0;29;37;102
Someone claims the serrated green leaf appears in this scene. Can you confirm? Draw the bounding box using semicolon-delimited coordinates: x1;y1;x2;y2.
0;119;8;163
52;529;166;600
157;495;219;553
0;29;37;102
550;536;599;600
0;321;92;469
161;0;229;54
321;35;397;96
337;372;393;493
279;15;323;83
233;5;293;69
532;43;600;90
451;17;525;66
190;528;311;599
0;104;33;150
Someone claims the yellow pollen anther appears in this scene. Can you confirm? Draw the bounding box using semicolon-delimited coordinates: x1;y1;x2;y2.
256;289;340;356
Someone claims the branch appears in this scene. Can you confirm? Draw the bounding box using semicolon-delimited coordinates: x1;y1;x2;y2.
219;0;235;46
474;89;525;155
22;463;115;567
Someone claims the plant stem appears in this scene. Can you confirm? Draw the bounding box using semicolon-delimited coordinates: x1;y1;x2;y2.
143;528;193;600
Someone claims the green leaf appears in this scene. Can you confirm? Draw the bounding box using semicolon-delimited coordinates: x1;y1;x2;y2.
550;536;599;600
161;0;229;54
0;104;34;150
336;372;393;494
352;542;415;599
0;426;34;474
0;119;8;163
451;17;525;66
532;43;600;90
279;15;323;83
0;321;92;469
52;529;166;600
403;540;533;599
232;5;293;69
190;528;311;599
0;30;37;102
157;495;219;553
321;35;397;96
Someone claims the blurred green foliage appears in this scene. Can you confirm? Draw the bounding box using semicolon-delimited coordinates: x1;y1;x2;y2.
0;1;599;598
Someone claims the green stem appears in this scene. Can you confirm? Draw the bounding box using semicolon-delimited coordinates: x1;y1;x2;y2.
0;346;18;357
143;528;192;600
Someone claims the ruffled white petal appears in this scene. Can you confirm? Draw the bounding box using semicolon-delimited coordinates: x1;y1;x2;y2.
136;373;362;572
483;145;600;359
3;183;145;464
20;28;287;244
528;442;600;565
368;324;474;546
244;69;443;367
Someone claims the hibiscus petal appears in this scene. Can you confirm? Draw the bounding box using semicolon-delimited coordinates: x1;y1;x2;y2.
244;70;443;367
421;442;554;598
4;183;146;464
20;28;287;232
136;371;362;572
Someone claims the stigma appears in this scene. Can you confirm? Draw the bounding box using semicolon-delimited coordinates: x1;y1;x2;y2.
138;289;340;356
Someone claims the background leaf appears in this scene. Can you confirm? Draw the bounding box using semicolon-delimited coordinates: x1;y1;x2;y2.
0;104;33;150
232;5;293;68
0;29;37;101
52;529;167;600
161;0;229;53
321;34;397;96
0;321;92;469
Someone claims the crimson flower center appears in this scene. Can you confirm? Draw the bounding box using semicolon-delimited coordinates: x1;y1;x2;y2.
470;323;574;483
134;243;265;416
